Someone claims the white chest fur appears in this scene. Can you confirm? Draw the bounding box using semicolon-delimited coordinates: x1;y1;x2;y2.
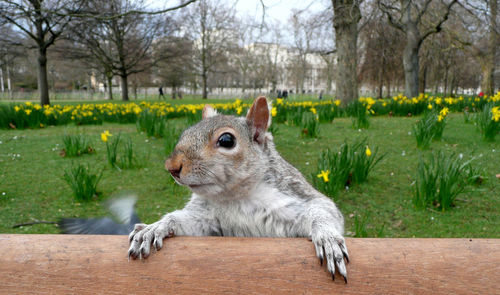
205;184;309;237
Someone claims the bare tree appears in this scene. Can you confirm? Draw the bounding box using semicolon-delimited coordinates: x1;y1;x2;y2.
359;15;404;97
232;17;261;94
256;22;284;94
479;0;497;95
289;10;318;94
452;0;498;95
0;0;85;105
378;0;458;98
183;0;237;99
0;25;24;95
68;0;163;101
154;37;195;99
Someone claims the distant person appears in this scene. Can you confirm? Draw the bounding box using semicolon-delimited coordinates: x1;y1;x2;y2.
159;86;164;99
319;91;323;100
177;90;183;99
283;90;288;99
277;90;282;98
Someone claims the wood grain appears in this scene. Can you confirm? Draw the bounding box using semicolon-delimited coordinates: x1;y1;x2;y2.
0;235;498;294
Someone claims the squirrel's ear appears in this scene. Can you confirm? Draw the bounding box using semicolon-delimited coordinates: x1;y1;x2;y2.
246;96;270;144
202;104;218;119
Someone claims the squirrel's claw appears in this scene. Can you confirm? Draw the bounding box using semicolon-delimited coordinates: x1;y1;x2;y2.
312;232;348;282
340;242;350;264
128;221;172;261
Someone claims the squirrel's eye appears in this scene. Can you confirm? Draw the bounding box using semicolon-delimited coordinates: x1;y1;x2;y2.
217;133;235;149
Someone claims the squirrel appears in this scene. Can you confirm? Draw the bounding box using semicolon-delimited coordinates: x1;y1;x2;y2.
128;96;349;282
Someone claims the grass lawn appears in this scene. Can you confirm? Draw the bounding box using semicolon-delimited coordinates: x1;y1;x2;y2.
0;113;499;237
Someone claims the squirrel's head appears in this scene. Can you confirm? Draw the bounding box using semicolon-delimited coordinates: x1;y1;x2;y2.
165;96;272;200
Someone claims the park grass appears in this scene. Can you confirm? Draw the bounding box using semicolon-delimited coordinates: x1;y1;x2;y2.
0;114;499;237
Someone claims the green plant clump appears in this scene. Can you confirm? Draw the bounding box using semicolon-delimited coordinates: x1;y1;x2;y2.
136;110;166;138
164;124;182;156
62;164;102;201
413;109;448;149
476;103;500;142
61;134;93;157
300;111;319;138
314;138;384;197
105;133;141;169
413;151;481;211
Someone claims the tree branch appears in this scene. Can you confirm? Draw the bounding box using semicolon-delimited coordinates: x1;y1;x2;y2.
1;14;37;40
418;0;458;47
378;1;404;32
416;0;433;23
53;0;197;20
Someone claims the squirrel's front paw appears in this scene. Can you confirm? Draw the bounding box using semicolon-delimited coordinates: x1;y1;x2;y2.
128;221;174;260
311;230;349;283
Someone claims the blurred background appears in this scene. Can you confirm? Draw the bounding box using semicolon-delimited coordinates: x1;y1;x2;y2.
0;0;498;103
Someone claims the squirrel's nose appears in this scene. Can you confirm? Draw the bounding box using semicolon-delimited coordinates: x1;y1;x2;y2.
169;164;182;178
165;158;182;178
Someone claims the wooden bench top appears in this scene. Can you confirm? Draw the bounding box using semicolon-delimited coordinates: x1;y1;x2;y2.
0;235;498;294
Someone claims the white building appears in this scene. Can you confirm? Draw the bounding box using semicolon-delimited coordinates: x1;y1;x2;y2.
245;42;337;95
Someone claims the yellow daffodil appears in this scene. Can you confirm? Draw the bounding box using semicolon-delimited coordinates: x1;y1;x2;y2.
440;107;449;116
25;109;32;115
492;107;500;122
101;130;112;142
365;146;372;157
334;99;341;106
427;104;433;110
310;107;317;114
271;107;277;117
438;107;449;122
317;170;330;183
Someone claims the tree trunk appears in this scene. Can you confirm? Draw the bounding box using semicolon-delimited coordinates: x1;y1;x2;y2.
38;47;50;105
443;66;449;96
6;65;11;99
332;0;361;103
202;70;208;99
377;62;384;98
107;75;113;100
0;68;4;93
480;63;494;95
326;68;333;93
402;28;420;98
419;65;427;94
450;73;456;97
120;75;129;101
386;78;391;97
481;0;497;95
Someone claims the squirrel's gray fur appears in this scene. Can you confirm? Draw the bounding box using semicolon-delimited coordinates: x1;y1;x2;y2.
128;97;349;281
